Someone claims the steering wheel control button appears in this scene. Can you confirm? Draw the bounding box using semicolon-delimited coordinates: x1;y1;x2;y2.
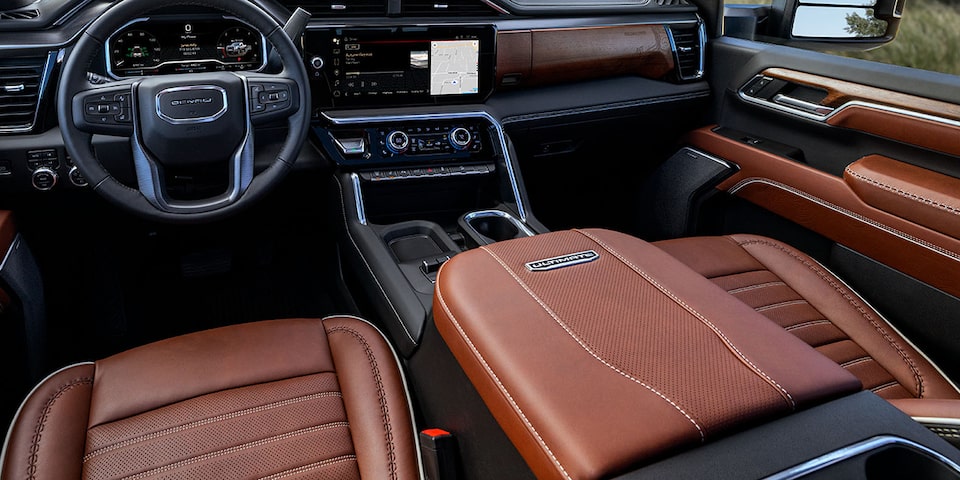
68;166;88;187
31;167;58;191
248;81;295;122
156;85;228;125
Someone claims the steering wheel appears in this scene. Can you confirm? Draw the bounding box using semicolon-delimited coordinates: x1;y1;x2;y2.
57;0;311;223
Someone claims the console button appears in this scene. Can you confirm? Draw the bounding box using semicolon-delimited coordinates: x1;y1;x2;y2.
386;130;410;154
31;168;58;191
449;127;472;150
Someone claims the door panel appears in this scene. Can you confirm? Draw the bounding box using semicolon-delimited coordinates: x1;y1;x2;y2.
686;127;960;298
688;37;960;366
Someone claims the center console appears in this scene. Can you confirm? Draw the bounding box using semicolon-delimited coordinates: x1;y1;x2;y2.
319;107;543;356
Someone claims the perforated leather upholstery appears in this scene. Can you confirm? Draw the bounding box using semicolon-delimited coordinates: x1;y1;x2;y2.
655;234;960;402
1;317;420;480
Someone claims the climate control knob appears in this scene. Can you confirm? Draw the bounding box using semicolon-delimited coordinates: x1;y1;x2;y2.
31;167;58;191
386;130;410;154
449;127;472;150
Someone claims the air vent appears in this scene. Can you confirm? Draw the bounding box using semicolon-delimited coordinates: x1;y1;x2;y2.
0;57;45;133
401;0;505;16
0;9;39;20
289;0;387;16
656;0;689;5
668;24;704;81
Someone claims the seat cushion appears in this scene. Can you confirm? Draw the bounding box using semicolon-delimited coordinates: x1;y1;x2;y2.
655;234;960;401
1;317;419;480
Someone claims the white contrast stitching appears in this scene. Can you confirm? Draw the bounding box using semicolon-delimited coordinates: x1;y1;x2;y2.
435;288;575;480
123;422;350;479
256;455;357;479
755;300;809;313
839;357;873;368
728;177;960;263
577;230;797;409
84;390;343;462
478;247;706;442
727;281;787;294
845;167;960;217
784;319;832;332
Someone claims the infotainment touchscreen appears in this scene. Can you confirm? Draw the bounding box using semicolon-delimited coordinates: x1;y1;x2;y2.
304;26;495;108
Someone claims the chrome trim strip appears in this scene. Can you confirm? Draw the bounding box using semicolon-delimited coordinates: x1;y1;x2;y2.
157;85;230;125
334;177;414;343
728;177;960;263
350;172;367;225
913;417;960;427
764;436;960;480
773;93;835;115
0;234;21;273
738;73;960;130
304;19;701;31
0;50;57;134
155;85;228;125
323;110;528;222
105;15;269;80
678;146;739;170
52;0;96;26
463;209;535;236
480;0;512;15
664;18;705;81
1;361;96;470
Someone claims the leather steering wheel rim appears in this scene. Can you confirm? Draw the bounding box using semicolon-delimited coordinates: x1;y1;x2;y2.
57;0;311;223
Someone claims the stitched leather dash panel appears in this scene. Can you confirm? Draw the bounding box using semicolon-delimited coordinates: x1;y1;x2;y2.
434;229;860;480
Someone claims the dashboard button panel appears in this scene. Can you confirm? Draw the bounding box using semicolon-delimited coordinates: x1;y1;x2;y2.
317;120;489;168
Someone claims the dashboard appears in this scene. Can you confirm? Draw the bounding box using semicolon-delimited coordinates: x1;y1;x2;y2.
106;15;266;78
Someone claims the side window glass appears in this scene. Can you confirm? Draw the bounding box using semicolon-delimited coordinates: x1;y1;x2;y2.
723;0;960;76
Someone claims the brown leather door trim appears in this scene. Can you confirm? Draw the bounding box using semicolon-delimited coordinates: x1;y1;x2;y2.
844;155;960;240
764;68;960;121
728;177;960;263
825;105;960;157
685;127;960;298
741;69;960;157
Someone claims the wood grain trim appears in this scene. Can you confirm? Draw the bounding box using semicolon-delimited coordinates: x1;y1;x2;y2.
496;31;531;87
685;127;960;298
763;68;960;122
825;105;960;157
496;25;675;88
845;155;960;240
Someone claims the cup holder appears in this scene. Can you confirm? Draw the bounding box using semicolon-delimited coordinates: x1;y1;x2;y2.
458;209;535;247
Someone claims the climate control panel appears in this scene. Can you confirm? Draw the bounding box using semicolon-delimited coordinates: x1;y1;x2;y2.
316;120;490;168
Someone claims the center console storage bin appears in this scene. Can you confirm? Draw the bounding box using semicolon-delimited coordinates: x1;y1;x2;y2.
433;229;862;480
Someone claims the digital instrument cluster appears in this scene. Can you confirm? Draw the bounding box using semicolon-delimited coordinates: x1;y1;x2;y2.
106;16;266;77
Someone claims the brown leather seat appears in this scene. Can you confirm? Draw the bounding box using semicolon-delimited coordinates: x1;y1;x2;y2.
1;317;420;480
655;235;960;429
